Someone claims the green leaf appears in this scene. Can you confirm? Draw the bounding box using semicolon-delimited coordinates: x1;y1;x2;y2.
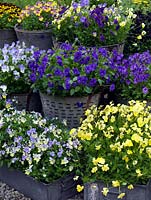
84;87;92;94
70;89;75;96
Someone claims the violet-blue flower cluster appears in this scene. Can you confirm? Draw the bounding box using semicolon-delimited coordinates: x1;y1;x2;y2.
28;43;122;96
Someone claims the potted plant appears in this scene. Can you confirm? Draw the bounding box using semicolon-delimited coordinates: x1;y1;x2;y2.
0;41;43;111
111;51;151;103
52;0;136;52
0;3;21;48
73;100;151;199
28;42;122;128
0;100;81;200
123;0;151;55
15;1;61;50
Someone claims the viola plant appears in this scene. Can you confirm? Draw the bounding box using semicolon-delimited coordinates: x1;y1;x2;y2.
28;43;123;96
17;1;61;30
0;85;8;110
52;1;136;47
0;105;81;183
114;51;151;100
0;41;41;94
73;101;151;197
0;3;21;29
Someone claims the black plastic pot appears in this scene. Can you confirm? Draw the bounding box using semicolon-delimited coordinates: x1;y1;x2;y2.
10;91;42;113
84;181;151;200
0;29;17;48
14;25;53;50
0;166;78;200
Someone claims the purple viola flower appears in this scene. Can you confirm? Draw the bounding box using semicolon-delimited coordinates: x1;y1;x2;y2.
142;87;148;94
57;149;63;158
64;68;70;77
56;56;63;66
22;155;27;161
23;147;30;153
29;73;37;83
114;19;118;24
60;43;72;51
77;76;88;85
65;78;71;90
80;16;87;23
73;68;80;75
72;2;79;9
80;0;89;7
85;63;97;74
100;69;106;77
27;128;36;136
76;102;83;108
100;34;105;42
80;56;90;65
48;140;53;148
14;136;23;143
98;48;108;57
109;84;115;91
19;64;25;73
50;151;55;157
54;68;63;77
89;78;97;87
48;82;54;88
74;51;82;62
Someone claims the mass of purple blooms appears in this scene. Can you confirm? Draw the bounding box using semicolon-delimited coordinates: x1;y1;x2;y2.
114;51;151;100
28;43;124;96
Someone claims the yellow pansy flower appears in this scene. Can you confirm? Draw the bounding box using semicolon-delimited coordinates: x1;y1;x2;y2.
102;164;109;171
112;180;120;187
117;193;125;199
127;184;134;190
91;166;98;173
76;185;84;192
102;187;109;196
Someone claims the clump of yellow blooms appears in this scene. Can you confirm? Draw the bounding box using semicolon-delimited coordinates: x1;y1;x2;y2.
74;100;151;198
0;3;21;29
132;0;148;4
17;1;61;30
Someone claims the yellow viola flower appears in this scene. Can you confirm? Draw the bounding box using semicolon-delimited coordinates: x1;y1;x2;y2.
102;164;109;171
102;187;109;196
91;166;98;173
137;35;142;40
127;184;134;190
141;23;145;28
112;180;120;187
123;139;133;147
76;185;84;192
131;133;142;143
136;169;143;177
117;193;125;199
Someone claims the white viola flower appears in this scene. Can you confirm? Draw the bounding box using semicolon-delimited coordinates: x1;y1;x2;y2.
0;85;7;91
1;65;9;72
49;157;55;165
61;157;69;165
33;153;41;163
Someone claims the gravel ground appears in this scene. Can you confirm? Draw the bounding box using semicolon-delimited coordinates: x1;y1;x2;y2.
0;182;83;200
0;182;31;200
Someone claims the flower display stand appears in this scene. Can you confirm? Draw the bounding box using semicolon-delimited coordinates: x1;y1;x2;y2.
40;92;101;128
84;181;151;200
0;166;78;200
0;29;17;48
15;25;53;50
